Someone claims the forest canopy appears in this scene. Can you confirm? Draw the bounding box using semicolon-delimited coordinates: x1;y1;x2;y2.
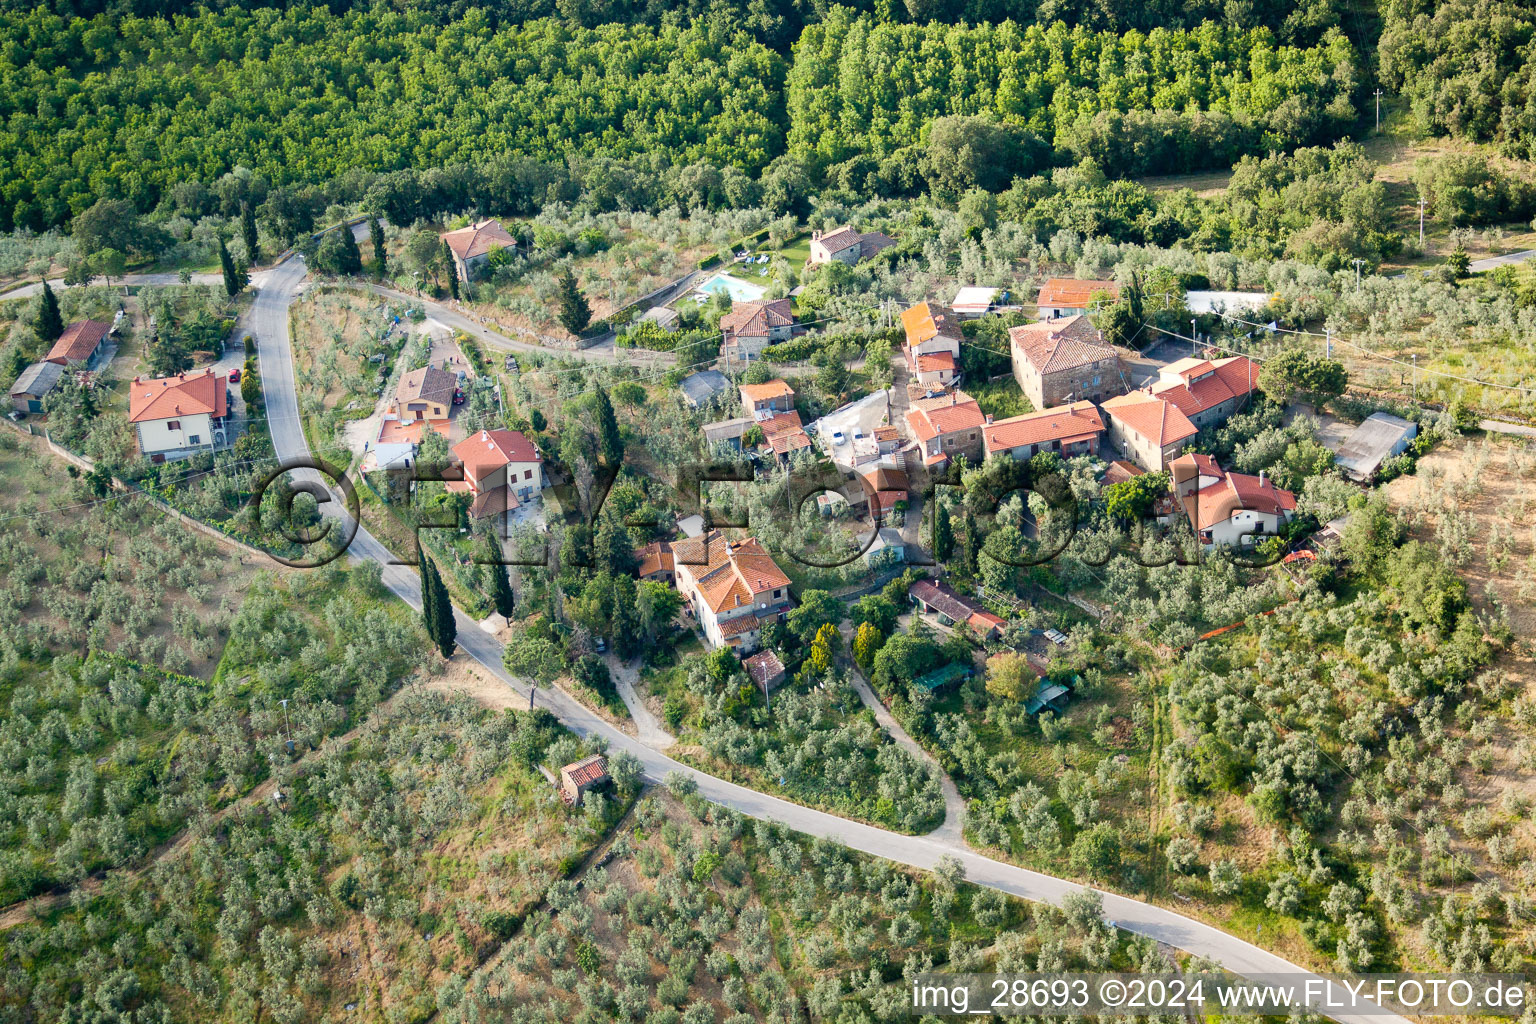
0;4;1363;231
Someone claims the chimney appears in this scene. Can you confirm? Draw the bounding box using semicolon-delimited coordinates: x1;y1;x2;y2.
1259;470;1266;487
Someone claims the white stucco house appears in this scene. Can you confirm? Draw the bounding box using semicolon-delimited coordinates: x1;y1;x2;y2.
127;369;232;462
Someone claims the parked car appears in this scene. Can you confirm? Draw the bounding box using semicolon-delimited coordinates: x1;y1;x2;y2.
228;367;241;383
453;389;465;405
594;637;607;653
831;429;845;445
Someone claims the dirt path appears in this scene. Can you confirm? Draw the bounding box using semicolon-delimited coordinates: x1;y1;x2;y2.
605;653;676;748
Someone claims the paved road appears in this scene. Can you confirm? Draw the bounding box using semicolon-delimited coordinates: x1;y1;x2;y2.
1470;249;1536;272
247;258;1402;1024
1481;419;1536;437
0;271;232;301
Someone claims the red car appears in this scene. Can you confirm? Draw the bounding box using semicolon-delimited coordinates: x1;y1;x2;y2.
228;367;241;383
453;388;465;405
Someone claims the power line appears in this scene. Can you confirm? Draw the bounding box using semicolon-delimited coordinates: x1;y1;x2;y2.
1213;311;1536;397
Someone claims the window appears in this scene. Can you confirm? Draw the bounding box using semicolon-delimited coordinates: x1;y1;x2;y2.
523;469;533;480
968;432;976;440
167;420;180;430
773;589;781;598
189;435;200;445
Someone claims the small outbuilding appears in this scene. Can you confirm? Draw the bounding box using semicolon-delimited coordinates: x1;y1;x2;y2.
559;754;610;806
1333;413;1418;482
10;360;63;413
744;650;787;695
679;370;732;409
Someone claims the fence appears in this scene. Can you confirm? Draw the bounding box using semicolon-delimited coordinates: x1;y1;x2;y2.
30;428;272;560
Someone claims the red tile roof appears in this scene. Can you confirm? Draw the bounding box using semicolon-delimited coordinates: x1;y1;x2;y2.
396;366;457;406
740;379;795;404
127;369;228;423
452;429;541;479
756;410;803;437
815;225;863;253
440;219;516;262
561;753;609;787
1101;391;1197;447
769;428;813;454
916;351;957;373
1150;355;1259;418
983;401;1104;456
46;320;110;365
1036;278;1119;310
900;302;963;347
1177;462;1297;533
905;391;985;442
637;541;674;578
674;532;791;614
744;650;786;689
720;299;794;338
469;486;517;519
1009;316;1116;375
1101;460;1145;485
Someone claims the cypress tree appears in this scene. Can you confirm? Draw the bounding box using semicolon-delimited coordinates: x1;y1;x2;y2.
218;237;247;297
338;222;363;275
36;279;63;341
429;557;457;658
369;216;386;274
595;389;622;466
485;531;516;618
240;202;260;265
933;501;954;562
419;545;439;645
555;267;591;334
442;241;460;300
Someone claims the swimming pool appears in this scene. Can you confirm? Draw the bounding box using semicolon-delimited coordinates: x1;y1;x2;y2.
696;272;766;303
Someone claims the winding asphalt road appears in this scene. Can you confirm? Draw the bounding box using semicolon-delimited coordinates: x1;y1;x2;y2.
249;258;1402;1024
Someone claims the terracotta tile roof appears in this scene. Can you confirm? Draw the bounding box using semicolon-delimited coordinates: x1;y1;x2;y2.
440;219;516;261
46;320;110;365
911;579;987;624
396;366;457;406
873;425;900;442
740;379;795;404
469;486;517;519
561;753;609;787
675;532;790;614
860;466;910;495
1036;278;1119;310
1009;316;1116;375
744;650;785;689
815;225;863;253
127;369;227;423
756;410;803;437
1101;391;1197;447
916;351;957;373
1150;355;1259;418
968;610;1006;634
900;302;963;347
769;428;813;454
904;392;985;442
1178;463;1297;533
376;417;450;445
637;541;674;577
1101;459;1145;485
983;401;1104;456
718;613;767;639
452;429;541;480
720;299;794;338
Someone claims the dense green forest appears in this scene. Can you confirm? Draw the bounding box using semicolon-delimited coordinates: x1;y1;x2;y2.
0;4;1364;231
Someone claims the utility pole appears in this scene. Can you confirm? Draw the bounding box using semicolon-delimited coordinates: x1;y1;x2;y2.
1325;327;1332;360
1411;354;1417;400
1191;319;1198;357
1374;88;1383;132
280;698;292;751
1418;198;1427;248
1351;258;1367;284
